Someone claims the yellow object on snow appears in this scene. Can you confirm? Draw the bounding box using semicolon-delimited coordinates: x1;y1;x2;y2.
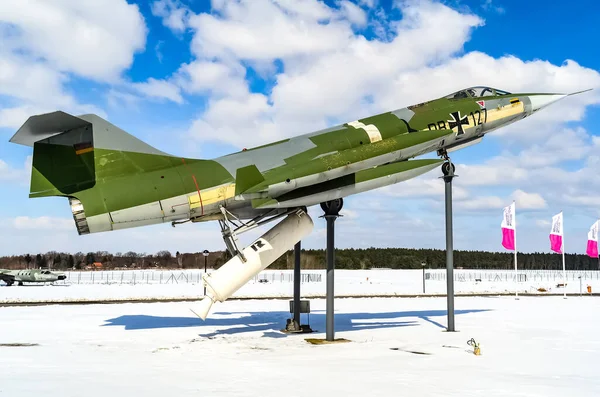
467;338;481;355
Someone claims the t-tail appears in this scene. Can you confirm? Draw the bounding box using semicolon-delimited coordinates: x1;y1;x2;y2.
9;111;203;235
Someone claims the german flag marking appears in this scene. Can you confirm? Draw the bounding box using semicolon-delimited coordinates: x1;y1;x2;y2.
75;147;94;155
74;142;93;155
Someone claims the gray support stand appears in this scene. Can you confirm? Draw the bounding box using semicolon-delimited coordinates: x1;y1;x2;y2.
441;161;457;332
293;241;301;326
282;239;313;334
325;215;337;341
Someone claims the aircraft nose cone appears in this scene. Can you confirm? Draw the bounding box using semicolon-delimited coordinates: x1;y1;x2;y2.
529;94;567;112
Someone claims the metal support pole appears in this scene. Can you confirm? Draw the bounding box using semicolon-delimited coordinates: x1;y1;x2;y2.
441;161;456;332
202;249;209;296
422;263;426;294
293;241;301;326
326;215;337;341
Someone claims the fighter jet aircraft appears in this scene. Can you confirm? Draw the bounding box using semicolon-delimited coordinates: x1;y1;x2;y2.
0;269;67;286
8;85;587;316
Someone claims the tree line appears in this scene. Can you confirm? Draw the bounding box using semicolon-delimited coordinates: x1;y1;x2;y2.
0;248;598;271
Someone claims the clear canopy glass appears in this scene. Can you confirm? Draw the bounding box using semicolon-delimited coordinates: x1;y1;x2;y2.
444;86;511;99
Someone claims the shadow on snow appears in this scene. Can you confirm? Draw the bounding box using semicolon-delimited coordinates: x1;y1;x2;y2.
102;308;490;338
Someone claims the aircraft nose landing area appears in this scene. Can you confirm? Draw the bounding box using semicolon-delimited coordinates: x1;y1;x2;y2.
0;297;598;397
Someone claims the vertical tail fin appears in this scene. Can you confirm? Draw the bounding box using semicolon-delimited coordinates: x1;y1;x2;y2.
9;111;167;198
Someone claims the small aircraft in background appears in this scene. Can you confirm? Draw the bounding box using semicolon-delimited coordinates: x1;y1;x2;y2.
0;269;67;286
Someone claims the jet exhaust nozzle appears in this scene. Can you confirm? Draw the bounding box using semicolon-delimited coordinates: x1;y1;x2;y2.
194;209;314;320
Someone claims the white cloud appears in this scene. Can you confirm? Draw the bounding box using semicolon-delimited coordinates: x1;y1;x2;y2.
339;208;359;219
455;163;529;187
536;219;551;228
0;159;23;182
382;175;470;201
179;0;486;147
456;196;505;211
188;92;282;146
511;190;547;210
510;127;591;168
0;52;69;104
130;78;184;104
188;0;354;61
181;0;600;153
340;1;368;26
0;52;106;128
0;1;139;130
151;0;192;33
0;0;147;82
481;0;505;14
106;89;142;111
0;156;31;185
0;106;44;130
12;216;73;231
174;60;248;98
561;195;600;208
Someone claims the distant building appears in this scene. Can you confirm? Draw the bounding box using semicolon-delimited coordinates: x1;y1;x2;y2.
85;262;103;270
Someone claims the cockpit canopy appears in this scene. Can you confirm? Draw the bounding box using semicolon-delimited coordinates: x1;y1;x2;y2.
444;86;512;100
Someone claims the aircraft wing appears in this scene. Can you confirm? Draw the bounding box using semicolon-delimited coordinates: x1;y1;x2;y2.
250;158;444;210
230;128;453;202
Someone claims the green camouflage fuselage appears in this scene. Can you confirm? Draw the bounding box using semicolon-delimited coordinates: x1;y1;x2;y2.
9;86;569;235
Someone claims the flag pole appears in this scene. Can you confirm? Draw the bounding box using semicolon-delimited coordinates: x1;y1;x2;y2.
513;200;518;300
562;211;566;299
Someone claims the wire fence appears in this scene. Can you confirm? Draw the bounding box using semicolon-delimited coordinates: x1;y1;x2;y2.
425;269;600;283
57;270;323;285
54;268;600;286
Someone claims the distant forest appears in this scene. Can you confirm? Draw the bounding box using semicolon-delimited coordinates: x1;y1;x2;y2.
0;248;598;271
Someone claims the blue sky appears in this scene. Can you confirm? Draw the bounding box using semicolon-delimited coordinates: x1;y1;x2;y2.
1;0;600;258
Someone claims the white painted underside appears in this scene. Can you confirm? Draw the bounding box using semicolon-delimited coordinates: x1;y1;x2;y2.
86;192;195;233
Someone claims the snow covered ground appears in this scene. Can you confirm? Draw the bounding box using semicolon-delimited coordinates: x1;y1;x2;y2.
1;269;599;304
0;296;598;396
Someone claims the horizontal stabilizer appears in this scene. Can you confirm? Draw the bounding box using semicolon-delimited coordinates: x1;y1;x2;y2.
235;164;265;196
9;111;90;147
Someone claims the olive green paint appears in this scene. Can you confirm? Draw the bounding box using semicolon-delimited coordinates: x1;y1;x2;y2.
234;164;265;195
30;147;234;216
31;141;95;195
246;128;452;193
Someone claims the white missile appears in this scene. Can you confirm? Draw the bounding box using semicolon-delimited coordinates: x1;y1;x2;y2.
194;209;314;320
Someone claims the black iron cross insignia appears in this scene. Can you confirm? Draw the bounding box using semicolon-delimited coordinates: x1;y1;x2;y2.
447;111;469;135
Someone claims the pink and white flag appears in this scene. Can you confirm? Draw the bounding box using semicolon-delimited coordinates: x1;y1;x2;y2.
501;202;516;250
549;212;563;254
586;220;599;258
